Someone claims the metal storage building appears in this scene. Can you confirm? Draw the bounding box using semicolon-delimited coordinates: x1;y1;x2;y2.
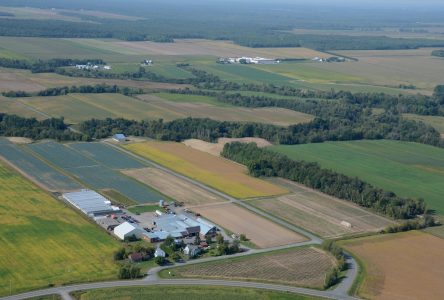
62;189;119;217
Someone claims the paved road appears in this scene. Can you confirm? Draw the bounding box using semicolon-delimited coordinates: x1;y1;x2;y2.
0;278;361;300
0;142;360;300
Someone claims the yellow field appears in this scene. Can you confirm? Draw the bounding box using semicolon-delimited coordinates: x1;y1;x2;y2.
123;142;288;199
0;162;119;296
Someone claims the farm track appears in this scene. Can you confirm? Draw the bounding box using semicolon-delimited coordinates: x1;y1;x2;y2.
0;141;360;299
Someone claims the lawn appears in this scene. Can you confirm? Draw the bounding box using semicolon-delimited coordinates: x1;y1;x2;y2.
73;286;321;300
123;141;288;199
160;247;335;289
0;162;119;296
273;140;444;215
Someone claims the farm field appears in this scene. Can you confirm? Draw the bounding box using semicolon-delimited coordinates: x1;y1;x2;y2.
26;141;165;203
0;95;46;119
341;231;444;300
0;139;80;191
183;137;272;156
249;178;394;239
273;140;444;215
0;161;119;296
191;203;306;248
403;113;444;135
321;48;444;92
162;247;333;289
123;168;227;207
74;286;321;300
136;94;314;126
123;141;288;199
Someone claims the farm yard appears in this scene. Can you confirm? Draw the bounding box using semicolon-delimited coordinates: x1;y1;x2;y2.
162;247;334;289
123;167;227;207
123;141;288;199
0;161;119;296
74;286;322;300
0;139;81;191
273;140;444;215
191;202;306;248
183;138;272;156
249;179;394;238
25;141;166;203
341;231;444;300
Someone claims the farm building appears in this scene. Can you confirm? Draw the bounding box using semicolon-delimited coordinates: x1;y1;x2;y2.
155;248;166;258
184;245;201;257
62;190;119;217
113;133;127;142
128;252;143;263
114;221;144;240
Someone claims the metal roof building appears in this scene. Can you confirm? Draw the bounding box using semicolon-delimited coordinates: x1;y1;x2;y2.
62;189;119;217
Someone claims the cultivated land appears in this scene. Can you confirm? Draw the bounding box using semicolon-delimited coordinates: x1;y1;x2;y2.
0;139;80;192
73;286;321;300
249;178;395;239
123;141;288;199
123;168;227;207
183;138;272;156
273;140;444;215
191;202;306;248
26;141;165;203
341;231;444;300
0;161;119;296
162;247;334;289
136;94;314;126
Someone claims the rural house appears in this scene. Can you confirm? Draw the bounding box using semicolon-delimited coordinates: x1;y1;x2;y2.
154;248;166;258
184;244;201;257
128;252;143;263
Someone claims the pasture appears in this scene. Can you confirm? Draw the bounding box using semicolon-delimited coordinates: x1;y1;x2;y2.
273;140;444;215
162;247;334;289
123;168;227;207
123;141;288;199
183;137;272;156
191;203;306;248
0;162;119;296
0;139;80;192
74;286;321;300
341;231;444;300
249;179;394;239
26;141;165;203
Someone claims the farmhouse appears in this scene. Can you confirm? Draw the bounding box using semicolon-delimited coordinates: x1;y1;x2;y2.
218;56;279;65
62;189;120;217
128;252;143;263
184;244;201;257
155;248;166;258
113;133;127;142
114;221;144;240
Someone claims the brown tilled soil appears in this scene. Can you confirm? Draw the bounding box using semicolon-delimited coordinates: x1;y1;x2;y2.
192;202;306;248
343;231;444;300
123;167;227;206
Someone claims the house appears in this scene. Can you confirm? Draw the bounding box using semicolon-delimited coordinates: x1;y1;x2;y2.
113;133;127;142
155;248;166;258
200;241;209;248
184;245;201;257
128;252;143;263
114;222;143;240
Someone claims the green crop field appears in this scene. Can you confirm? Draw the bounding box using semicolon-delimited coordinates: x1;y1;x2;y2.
273;140;444;215
26;141;165;203
0;139;80;191
155;92;225;106
73;286;321;300
0;161;119;296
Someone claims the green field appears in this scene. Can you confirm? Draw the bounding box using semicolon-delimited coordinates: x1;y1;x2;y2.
272;140;444;215
127;204;160;214
0;139;80;191
0;161;119;296
26;141;165;203
156;92;225;106
73;286;321;300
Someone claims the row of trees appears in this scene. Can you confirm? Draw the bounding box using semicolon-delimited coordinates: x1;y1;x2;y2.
221;142;426;220
2;84;144;97
0;57;105;73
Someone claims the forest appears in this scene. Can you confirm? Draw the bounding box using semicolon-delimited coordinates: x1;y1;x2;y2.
0;58;105;73
221;142;426;220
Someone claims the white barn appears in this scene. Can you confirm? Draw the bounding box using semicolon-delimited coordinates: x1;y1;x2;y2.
114;222;143;240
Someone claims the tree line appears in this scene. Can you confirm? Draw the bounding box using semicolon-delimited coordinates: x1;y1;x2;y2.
221;142;426;220
2;84;144;97
0;57;105;73
432;50;444;57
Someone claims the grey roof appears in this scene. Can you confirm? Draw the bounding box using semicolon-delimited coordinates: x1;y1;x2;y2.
63;190;117;216
113;134;126;140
